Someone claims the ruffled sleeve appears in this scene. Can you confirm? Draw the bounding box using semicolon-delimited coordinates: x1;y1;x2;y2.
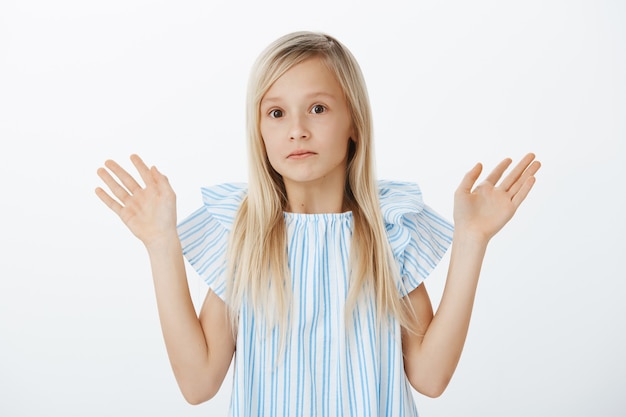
177;183;247;301
379;180;454;297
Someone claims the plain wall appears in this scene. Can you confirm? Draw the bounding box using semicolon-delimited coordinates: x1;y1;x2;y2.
1;0;624;415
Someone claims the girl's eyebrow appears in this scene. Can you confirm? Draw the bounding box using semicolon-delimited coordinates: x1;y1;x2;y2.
261;92;338;105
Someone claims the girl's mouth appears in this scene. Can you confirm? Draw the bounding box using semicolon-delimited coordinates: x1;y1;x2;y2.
288;150;317;159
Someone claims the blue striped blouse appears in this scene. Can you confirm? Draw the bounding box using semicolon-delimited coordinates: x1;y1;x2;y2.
177;180;454;417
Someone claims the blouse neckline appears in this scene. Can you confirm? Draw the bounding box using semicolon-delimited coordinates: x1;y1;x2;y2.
283;211;353;222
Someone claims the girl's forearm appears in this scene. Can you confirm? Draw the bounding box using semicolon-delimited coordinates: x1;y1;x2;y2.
144;232;214;401
408;230;489;396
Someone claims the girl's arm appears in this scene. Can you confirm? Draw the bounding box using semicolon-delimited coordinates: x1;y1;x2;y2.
96;155;235;404
401;153;541;398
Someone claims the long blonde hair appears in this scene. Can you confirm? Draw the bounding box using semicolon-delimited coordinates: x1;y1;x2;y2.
225;31;414;336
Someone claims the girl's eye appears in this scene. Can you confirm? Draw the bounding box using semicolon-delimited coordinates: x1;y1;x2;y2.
269;109;283;118
311;104;326;114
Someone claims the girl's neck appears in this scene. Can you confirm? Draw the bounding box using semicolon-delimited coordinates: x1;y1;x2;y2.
284;179;347;214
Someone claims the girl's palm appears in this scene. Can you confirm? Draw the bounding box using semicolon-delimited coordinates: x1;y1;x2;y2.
454;153;541;241
96;154;177;247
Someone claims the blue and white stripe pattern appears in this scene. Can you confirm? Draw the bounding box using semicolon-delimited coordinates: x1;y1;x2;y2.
177;180;454;417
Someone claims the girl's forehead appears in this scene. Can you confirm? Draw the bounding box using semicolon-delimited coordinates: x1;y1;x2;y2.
261;58;343;103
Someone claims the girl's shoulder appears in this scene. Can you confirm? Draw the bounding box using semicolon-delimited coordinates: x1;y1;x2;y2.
378;180;453;294
377;179;425;223
199;182;247;203
177;183;248;299
196;182;247;230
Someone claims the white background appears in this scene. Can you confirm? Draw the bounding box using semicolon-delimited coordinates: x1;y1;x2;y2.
1;0;624;415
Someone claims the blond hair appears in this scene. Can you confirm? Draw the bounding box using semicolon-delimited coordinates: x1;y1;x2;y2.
225;31;414;337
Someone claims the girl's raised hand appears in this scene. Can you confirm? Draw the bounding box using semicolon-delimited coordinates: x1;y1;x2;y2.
95;154;177;248
453;153;541;242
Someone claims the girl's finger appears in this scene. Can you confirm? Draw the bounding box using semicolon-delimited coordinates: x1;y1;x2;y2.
498;153;536;191
104;159;142;194
507;160;541;197
97;166;132;204
95;186;123;216
130;154;154;187
150;165;168;186
511;176;537;208
457;163;483;194
483;158;512;186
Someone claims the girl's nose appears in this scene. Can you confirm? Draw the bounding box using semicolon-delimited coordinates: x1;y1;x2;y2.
289;115;310;140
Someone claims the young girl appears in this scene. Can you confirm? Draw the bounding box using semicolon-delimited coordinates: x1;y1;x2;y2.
96;31;540;416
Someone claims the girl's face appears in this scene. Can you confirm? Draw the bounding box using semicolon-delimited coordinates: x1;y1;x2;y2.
260;57;354;196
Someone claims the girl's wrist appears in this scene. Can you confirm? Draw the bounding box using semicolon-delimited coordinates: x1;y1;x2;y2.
451;226;491;248
144;229;182;255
